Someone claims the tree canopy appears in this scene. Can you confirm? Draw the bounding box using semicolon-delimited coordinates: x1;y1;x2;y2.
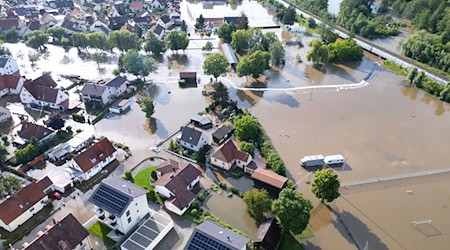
109;30;141;51
306;40;329;64
87;32;109;50
123;50;157;79
269;41;286;67
243;189;272;222
237;50;270;79
72;32;89;50
203;53;229;80
239;142;255;156
140;96;155;118
164;31;189;52
46;26;67;43
272;189;313;235
237;14;249;30
144;31;164;55
26;31;49;50
231;29;250;54
0;175;22;199
234;115;261;142
47;113;65;130
211;81;230;106
218;22;236;43
311;169;341;203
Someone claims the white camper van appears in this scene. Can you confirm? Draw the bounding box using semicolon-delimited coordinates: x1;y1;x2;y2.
300;155;325;167
324;155;345;165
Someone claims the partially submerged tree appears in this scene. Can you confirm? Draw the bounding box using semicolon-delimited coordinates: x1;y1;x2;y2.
26;31;49;50
311;168;341;203
243;189;272;222
234;115;260;142
203;53;229;81
144;31;164;55
211;81;229;106
123;50;157;79
109;30;141;52
306;39;329;65
139;96;155;118
237;50;270;80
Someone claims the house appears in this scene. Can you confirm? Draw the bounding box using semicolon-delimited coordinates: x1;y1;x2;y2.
221;43;238;66
210;139;252;171
57;19;84;34
185;220;249;250
0;177;53;232
0;57;20;75
0;75;25;97
89;19;109;36
89;178;149;234
168;9;180;23
252;217;282;250
120;21;142;37
180;72;197;85
244;160;264;175
47;0;74;9
154;159;201;215
109;98;131;114
150;0;166;9
129;1;144;12
149;23;164;39
251;168;288;197
190;114;212;130
212;125;234;145
157;15;173;29
0;18;20;32
179;126;209;152
0;106;11;123
46;130;92;162
68;138;117;182
81;83;109;104
40;12;57;26
20;74;69;110
17;121;56;144
23;213;91;250
109;16;128;29
113;1;129;15
22;20;43;37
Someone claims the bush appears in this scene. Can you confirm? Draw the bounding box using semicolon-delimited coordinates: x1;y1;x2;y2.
123;171;134;183
230;187;240;195
218;182;227;190
191;201;200;210
75;129;82;133
1;135;7;143
198;193;205;201
72;113;86;123
190;208;199;217
239;142;255;156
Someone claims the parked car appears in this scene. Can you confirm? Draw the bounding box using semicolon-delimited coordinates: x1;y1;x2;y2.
150;146;161;153
49;191;62;200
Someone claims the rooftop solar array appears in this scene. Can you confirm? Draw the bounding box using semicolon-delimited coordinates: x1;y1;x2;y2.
186;232;232;250
91;184;130;216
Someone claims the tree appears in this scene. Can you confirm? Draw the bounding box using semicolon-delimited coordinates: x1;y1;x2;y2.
327;39;363;62
47;113;65;130
412;71;426;87
0;175;22;198
272;189;313;235
87;32;109;51
123;50;157;79
267;152;286;176
239;142;255;156
234;115;260;142
311;169;341;203
211;81;229;106
2;29;19;43
243;189;272;222
26;31;49;50
46;26;67;44
203;53;229;81
231;29;250;53
197;147;206;164
14;139;40;165
319;24;338;44
123;171;134;182
196;14;205;30
109;30;141;52
218;22;236;43
237;14;249;30
237;50;270;79
0;46;11;57
144;31;164;55
307;17;317;28
164;31;189;53
28;51;41;66
181;20;188;32
306;39;329;65
0;144;7;167
179;32;190;52
139;96;155;118
202;41;213;51
407;68;418;83
269;41;285;67
72;32;89;50
282;7;296;25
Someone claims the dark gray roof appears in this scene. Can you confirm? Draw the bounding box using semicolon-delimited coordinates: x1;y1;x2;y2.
221;43;238;65
0;58;10;67
160;15;170;24
151;24;164;35
89;178;147;217
212;125;233;141
81;83;107;97
191;115;212;126
180;126;203;146
185;220;249;250
105;75;127;88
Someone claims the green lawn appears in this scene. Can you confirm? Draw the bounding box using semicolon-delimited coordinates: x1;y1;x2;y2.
88;221;116;248
134;166;158;191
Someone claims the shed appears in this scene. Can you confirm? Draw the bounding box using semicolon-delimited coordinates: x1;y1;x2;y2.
109;99;131;114
221;43;238;66
179;72;197;85
251;168;288;197
212;125;234;145
190;115;213;130
253;217;282;250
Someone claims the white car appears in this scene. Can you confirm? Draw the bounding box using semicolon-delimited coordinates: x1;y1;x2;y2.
150;146;161;153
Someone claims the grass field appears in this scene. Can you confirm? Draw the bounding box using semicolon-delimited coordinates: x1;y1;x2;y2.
134;166;163;204
88;221;116;248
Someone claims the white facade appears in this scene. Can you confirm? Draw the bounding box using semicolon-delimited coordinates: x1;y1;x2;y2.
20;87;69;110
82;87;111;104
0;196;48;232
68;151;118;181
95;194;148;234
89;20;109;35
0;58;20;75
0;106;11;123
0;76;25;97
179;133;209;152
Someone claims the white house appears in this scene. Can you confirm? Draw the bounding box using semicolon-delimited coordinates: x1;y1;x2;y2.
0;177;53;232
89;19;109;36
23;213;92;250
68;138;117;182
104;76;128;97
0;57;20;75
20;74;69;110
157;15;173;29
0;106;11;123
89;178;149;234
149;0;166;9
179;126;209;152
154;159;201;216
82;76;128;105
0;75;25;97
17;121;56;144
211;139;252;171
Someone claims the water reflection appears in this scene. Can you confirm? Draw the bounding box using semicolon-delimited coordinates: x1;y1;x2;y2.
401;86;449;116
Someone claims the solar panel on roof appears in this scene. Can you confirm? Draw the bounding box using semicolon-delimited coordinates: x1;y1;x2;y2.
92;184;130;216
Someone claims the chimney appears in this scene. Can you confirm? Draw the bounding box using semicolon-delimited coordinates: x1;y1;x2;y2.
52;218;57;225
172;167;176;172
128;188;131;193
227;236;231;242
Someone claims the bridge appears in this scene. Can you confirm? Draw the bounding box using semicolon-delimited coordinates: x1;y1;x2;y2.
275;0;449;84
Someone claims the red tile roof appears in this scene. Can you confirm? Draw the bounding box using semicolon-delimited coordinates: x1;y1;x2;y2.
18;121;54;141
0;18;19;28
211;139;249;163
73;138;116;173
0;177;52;225
251;168;287;189
130;1;144;9
179;72;196;79
0;75;22;91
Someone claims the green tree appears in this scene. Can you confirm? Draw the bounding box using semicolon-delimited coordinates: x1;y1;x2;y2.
239;142;255;156
282;7;296;25
197;147;206;164
139;96;155;118
412;71;426;87
0;46;11;57
237;50;270;79
92;52;107;68
47;113;65;130
164;31;189;52
2;29;19;43
202;41;213;51
311;169;341;203
144;31;164;55
28;51;41;67
439;83;450;102
234;115;260;142
267;152;286;176
307;17;317;28
272;189;313;235
306;39;329;65
0;175;22;198
26;31;49;50
87;32;109;50
181;20;188;32
269;41;285;67
319;24;338;44
179;32;190;52
243;189;272;222
0;144;7;167
231;29;250;54
123;50;157;79
196;14;205;30
407;68;418;83
203;53;229;81
109;30;141;52
72;32;89;50
14;139;40;165
218;22;236;43
237;14;249;30
327;39;363;62
211;81;229;106
46;26;67;44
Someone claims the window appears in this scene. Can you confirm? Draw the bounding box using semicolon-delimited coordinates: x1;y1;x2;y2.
30;207;35;212
126;210;130;216
127;217;132;223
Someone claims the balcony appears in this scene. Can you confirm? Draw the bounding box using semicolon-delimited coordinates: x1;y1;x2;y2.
97;208;104;214
110;221;118;229
98;215;105;221
108;215;116;222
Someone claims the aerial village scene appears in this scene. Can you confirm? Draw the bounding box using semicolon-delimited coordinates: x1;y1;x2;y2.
0;0;449;249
